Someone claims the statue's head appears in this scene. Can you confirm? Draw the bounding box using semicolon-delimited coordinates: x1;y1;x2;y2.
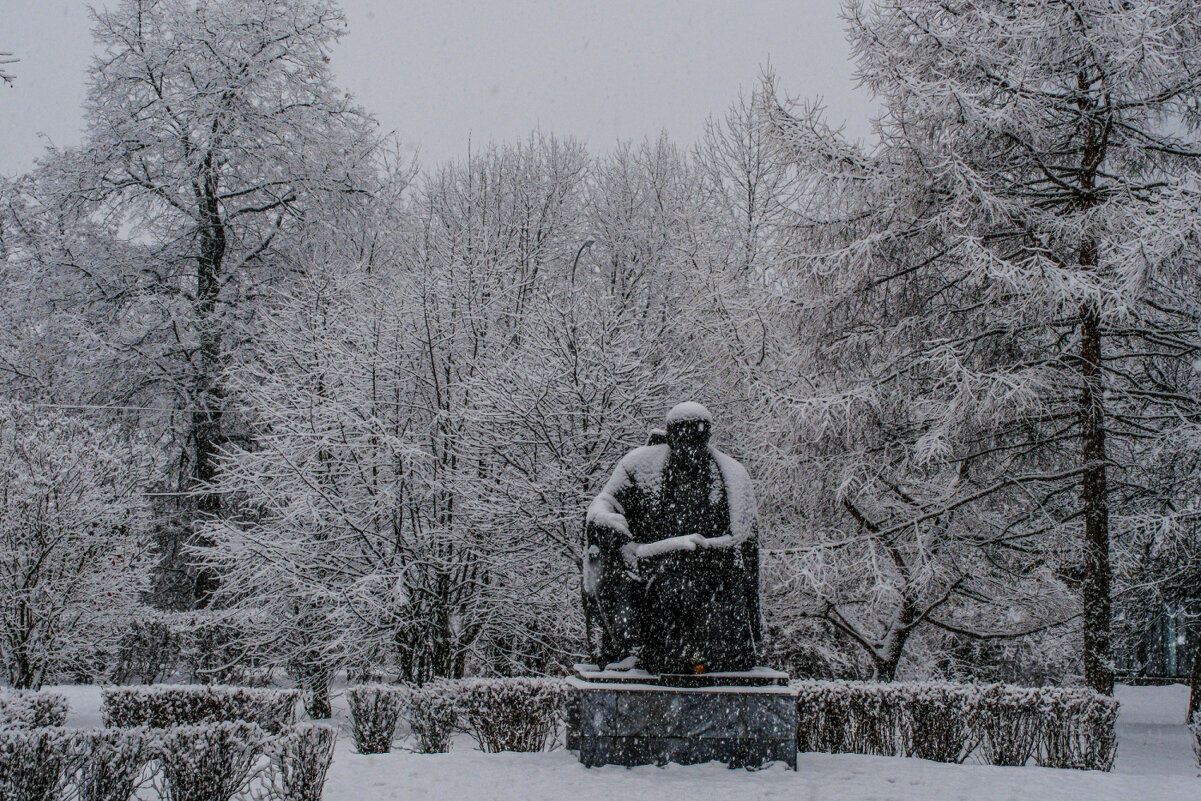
665;402;712;459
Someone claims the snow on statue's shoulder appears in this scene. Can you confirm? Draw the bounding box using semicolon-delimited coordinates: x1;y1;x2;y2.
710;446;758;544
665;401;712;424
617;443;670;486
586;444;669;537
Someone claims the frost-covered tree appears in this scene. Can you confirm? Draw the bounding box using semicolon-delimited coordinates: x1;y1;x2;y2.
201;135;747;683
697;90;792;279
0;403;153;688
398;136;592;675
761;0;1201;691
27;0;380;607
464;137;727;670
199;266;424;712
202;137;591;695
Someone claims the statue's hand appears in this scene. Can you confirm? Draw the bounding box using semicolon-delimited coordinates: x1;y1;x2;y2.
687;533;709;549
621;541;639;569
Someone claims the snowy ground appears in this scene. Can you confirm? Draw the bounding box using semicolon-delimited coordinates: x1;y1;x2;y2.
53;682;1199;801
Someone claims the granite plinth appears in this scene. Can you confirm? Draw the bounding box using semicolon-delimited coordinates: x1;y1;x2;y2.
565;675;797;769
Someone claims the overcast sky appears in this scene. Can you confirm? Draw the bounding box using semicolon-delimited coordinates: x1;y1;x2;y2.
1;0;874;177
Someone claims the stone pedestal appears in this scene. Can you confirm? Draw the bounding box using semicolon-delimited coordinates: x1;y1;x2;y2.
565;670;797;770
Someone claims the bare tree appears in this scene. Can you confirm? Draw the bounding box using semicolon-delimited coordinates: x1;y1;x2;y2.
0;403;153;688
26;0;380;607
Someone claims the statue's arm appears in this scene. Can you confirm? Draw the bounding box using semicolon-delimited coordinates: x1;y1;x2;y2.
631;534;707;559
587;454;703;564
587;463;646;570
586;465;634;540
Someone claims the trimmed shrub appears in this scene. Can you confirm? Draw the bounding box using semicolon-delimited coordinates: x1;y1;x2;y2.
0;689;70;729
102;684;298;733
157;721;269;801
0;719;340;801
77;727;156;801
456;678;565;753
405;681;459;753
899;683;978;763
270;723;337;801
789;679;1118;771
1037;688;1119;771
793;681;904;755
794;682;846;753
0;727;80;801
976;685;1042;767
346;684;407;754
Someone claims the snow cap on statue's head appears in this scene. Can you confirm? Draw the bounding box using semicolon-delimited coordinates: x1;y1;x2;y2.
665;402;712;426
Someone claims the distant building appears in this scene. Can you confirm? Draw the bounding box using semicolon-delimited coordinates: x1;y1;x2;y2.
1116;604;1199;683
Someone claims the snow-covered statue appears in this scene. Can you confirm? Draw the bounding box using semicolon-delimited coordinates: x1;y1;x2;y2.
584;402;761;675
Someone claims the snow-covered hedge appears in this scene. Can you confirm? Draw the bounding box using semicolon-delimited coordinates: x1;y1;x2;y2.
101;684;299;733
0;689;69;729
456;677;566;753
900;683;979;763
158;721;269;801
348;678;567;755
791;680;904;755
1035;686;1118;771
0;722;337;801
0;727;78;801
975;684;1041;766
77;727;156;801
270;723;338;801
791;680;1118;770
405;680;458;753
0;727;157;801
346;684;407;754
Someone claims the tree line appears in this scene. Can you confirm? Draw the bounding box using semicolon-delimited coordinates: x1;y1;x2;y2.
1;0;1199;719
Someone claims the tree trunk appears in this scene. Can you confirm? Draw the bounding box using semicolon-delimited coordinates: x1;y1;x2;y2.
190;170;227;608
871;604;913;682
1079;293;1114;696
1188;644;1201;724
873;653;901;682
303;671;333;720
1073;74;1114;697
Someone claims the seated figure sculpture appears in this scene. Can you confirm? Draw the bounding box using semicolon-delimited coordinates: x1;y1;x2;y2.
584;402;761;675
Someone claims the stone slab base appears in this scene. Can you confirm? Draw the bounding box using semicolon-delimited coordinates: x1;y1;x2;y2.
566;676;797;769
572;663;789;687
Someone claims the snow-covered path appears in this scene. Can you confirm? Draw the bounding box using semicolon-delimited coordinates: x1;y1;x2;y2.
51;682;1199;800
1112;684;1196;779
